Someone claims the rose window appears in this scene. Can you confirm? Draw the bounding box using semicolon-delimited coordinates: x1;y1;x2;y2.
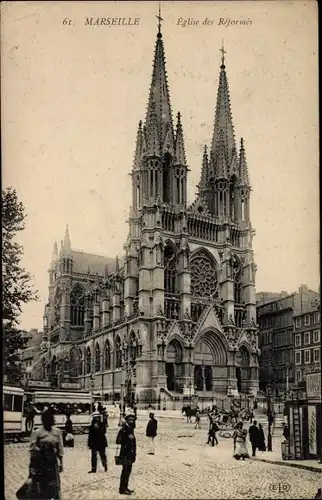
190;254;218;298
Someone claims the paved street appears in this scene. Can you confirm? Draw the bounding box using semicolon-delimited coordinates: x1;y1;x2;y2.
4;416;321;500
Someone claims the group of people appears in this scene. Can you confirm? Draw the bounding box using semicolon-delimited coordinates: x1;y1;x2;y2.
20;405;158;499
232;420;266;460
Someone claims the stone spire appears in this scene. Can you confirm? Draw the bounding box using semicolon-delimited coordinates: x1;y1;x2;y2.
132;120;144;171
146;101;161;156
51;240;58;263
216;130;228;179
174;112;187;165
63;224;71;253
239;138;250;186
145;20;175;156
115;255;120;274
211;45;236;174
199;145;209;190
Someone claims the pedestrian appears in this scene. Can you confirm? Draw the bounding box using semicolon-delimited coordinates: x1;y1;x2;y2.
208;419;219;446
186;405;192;423
116;413;136;495
146;412;158;455
88;411;108;473
248;419;260;457
195;410;201;429
28;408;63;500
258;423;266;452
232;422;249;460
63;414;74;448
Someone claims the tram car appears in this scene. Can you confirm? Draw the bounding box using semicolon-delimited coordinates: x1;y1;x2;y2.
3;385;25;441
23;390;95;434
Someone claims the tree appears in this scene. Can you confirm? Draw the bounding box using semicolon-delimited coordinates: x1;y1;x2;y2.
2;187;39;383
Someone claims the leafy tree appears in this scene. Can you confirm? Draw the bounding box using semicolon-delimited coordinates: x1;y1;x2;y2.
2;187;38;383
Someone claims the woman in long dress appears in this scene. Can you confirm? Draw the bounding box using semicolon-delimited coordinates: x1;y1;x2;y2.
232;422;249;460
29;408;64;499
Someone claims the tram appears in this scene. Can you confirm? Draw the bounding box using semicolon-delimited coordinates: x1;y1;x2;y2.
3;385;25;441
23;390;95;434
3;385;96;439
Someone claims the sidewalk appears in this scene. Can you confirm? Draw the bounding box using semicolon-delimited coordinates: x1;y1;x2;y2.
252;451;322;473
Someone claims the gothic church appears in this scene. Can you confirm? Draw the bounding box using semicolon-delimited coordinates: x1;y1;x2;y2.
41;22;260;405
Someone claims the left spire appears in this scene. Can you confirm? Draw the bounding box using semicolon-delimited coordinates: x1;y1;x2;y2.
145;5;175;156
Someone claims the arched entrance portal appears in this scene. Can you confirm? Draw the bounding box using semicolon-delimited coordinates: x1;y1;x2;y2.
166;339;183;393
235;346;250;393
194;329;228;395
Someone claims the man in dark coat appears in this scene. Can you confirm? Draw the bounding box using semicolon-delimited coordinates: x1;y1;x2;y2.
248;420;260;456
208;419;219;446
116;414;137;495
88;412;108;473
146;412;158;455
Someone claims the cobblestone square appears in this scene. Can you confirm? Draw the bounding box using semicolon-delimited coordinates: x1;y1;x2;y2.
4;416;321;499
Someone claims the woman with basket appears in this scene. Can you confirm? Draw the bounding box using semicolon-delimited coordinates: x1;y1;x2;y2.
115;414;137;495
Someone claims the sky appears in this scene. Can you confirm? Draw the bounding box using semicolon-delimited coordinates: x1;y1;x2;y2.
2;1;319;331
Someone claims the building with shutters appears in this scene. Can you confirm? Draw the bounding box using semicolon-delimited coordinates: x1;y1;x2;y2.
35;20;261;405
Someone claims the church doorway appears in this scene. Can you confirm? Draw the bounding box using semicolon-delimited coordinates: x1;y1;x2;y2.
235;346;250;393
166;363;175;391
194;329;228;394
166;339;183;392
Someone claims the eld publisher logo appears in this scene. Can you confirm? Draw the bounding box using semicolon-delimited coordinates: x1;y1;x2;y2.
269;483;291;493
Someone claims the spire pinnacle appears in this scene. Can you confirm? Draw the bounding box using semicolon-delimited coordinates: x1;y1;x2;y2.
63;224;71;253
132;120;144;170
239;137;250;186
211;46;236;173
174;111;187;165
156;2;163;36
115;255;120;273
51;240;58;262
220;40;226;67
198;145;209;191
145;16;175;156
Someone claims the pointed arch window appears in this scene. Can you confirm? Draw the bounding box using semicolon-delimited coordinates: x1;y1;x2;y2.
115;336;122;369
104;340;111;371
95;343;101;373
190;251;218;299
164;243;177;295
85;346;92;374
71;283;85;327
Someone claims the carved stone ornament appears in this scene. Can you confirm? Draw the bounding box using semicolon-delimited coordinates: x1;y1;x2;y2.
228;313;235;325
156;305;165;317
184;307;191;320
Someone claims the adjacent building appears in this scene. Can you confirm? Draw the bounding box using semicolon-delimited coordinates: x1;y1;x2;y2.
32;20;262;405
21;329;43;384
257;286;320;395
294;306;321;387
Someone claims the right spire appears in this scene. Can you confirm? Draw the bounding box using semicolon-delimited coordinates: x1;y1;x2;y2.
211;43;236;172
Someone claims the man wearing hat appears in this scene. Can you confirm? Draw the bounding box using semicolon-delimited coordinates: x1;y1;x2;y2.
146;412;158;455
88;411;108;473
116;413;136;495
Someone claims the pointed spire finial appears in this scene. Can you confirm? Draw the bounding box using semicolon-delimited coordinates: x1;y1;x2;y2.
115;255;120;273
156;2;163;36
220;40;226;67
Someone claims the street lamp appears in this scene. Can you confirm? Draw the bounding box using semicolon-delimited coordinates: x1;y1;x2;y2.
266;383;273;452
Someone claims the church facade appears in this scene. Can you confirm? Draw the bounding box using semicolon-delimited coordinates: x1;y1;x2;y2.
40;24;260;405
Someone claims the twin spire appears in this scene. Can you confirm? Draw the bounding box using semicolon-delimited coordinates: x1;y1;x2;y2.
132;13;250;196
